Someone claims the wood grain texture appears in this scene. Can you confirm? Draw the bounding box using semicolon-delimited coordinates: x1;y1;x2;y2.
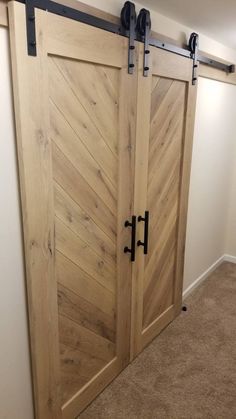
56;251;115;317
50;98;117;215
52;56;119;157
55;217;115;293
115;39;138;368
52;141;116;243
10;2;135;417
174;82;198;315
9;3;61;417
54;183;116;267
48;12;135;417
143;78;186;327
49;45;120;407
59;314;115;403
131;45;196;359
130;44;152;358
46;11;124;66
59;34;137;415
58;283;115;343
49;57;118;188
151;46;192;82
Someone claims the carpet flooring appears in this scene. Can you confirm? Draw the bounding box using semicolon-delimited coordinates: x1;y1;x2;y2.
80;262;236;418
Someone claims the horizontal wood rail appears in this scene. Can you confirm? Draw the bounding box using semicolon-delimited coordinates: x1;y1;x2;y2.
1;0;236;84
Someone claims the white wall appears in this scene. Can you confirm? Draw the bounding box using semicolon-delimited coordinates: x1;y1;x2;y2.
183;77;236;290
225;143;236;256
0;27;34;419
1;1;236;417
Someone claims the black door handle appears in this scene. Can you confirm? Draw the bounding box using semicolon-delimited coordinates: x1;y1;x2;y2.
124;215;136;262
137;211;149;254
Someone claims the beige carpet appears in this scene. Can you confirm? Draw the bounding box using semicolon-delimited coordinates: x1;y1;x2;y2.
80;262;236;418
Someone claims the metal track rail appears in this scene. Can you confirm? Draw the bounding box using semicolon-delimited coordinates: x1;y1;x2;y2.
17;0;235;75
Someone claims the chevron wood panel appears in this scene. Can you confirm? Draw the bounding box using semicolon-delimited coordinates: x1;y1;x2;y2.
54;183;116;267
143;76;187;328
48;58;118;187
49;56;119;404
52;141;116;243
50;100;117;216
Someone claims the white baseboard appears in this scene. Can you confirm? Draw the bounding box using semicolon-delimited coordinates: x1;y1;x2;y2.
183;255;225;300
223;254;236;264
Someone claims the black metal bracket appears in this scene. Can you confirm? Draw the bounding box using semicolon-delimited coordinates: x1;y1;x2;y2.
25;0;37;56
136;8;151;76
189;32;199;85
229;64;236;74
124;216;136;262
121;2;136;74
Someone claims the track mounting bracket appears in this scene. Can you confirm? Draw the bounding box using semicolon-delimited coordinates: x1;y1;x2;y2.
189;32;199;85
121;2;136;74
25;0;37;56
137;8;151;76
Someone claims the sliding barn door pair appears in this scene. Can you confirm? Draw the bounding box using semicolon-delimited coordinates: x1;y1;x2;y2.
9;2;196;418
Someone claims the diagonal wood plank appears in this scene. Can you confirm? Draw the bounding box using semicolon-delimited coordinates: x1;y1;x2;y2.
148;122;184;195
150;77;173;120
144;222;177;299
48;57;118;187
148;123;183;211
55;217;116;293
53;57;119;157
151;76;160;93
50;100;117;216
98;66;119;101
56;251;115;317
60;343;105;404
144;201;178;288
147;178;180;265
60;365;87;406
143;243;175;327
52;141;117;243
54;183;116;268
58;284;115;343
149;81;185;158
59;314;115;362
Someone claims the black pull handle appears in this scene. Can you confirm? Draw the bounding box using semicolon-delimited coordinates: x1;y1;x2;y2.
124;215;136;262
137;211;149;254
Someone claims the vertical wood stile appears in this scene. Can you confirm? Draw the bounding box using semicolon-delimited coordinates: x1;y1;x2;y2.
174;82;198;314
131;44;152;359
116;39;138;367
9;3;61;418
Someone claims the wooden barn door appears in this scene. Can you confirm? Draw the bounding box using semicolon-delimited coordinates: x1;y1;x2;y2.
9;2;136;418
131;45;197;357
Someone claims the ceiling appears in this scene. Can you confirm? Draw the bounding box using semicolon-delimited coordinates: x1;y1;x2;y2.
143;0;236;49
